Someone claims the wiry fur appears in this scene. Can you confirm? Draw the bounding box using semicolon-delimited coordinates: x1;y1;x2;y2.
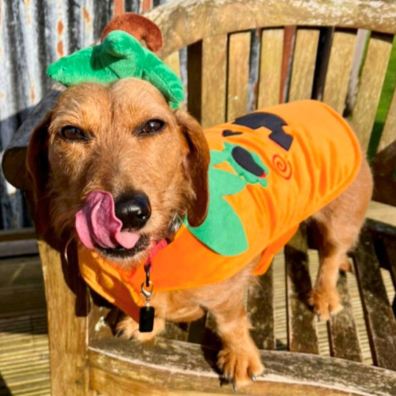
26;78;373;387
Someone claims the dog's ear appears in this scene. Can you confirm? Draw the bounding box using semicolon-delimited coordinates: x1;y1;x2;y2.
26;113;52;236
175;110;210;227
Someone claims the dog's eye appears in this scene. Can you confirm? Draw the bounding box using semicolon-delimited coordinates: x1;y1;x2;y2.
137;119;165;136
59;126;90;141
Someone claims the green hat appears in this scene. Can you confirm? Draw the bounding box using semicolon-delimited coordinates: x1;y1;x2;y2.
47;30;185;109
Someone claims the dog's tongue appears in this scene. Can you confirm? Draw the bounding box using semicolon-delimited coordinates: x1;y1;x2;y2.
75;191;139;250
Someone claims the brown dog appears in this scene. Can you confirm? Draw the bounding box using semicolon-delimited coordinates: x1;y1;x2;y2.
27;78;373;387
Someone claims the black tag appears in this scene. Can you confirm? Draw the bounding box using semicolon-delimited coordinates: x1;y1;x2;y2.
139;306;155;332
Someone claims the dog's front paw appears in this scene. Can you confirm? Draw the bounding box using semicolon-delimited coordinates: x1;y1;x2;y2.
309;288;343;321
116;316;164;342
217;345;264;389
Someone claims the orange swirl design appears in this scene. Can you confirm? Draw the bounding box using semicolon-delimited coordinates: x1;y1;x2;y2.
272;154;292;180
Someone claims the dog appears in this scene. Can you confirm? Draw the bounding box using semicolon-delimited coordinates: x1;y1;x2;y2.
26;77;373;387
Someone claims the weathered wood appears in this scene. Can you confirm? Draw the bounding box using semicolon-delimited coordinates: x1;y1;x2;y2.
366;218;396;243
248;267;275;350
372;140;396;207
0;255;41;287
322;30;356;113
279;27;296;103
379;89;396;152
288;29;320;101
201;35;227;127
285;228;319;354
0;239;38;258
162;322;190;341
327;272;362;362
38;240;92;395
0;227;36;242
257;28;284;107
227;31;251;120
89;337;396;395
373;234;396;290
350;33;393;150
147;0;396;58
0;284;45;317
163;51;181;77
0;311;49;396
352;230;396;370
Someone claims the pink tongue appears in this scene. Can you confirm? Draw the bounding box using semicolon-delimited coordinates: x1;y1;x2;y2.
75;191;140;250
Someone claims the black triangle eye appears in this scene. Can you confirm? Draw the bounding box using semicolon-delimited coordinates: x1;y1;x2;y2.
137;119;165;136
60;125;90;141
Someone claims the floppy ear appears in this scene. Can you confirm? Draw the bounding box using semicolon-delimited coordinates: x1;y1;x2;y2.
175;110;210;227
25;113;52;237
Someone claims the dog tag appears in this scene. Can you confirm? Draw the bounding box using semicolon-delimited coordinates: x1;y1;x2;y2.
139;305;155;332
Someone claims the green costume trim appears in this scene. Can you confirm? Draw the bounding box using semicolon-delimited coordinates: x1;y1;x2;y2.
47;30;185;109
187;142;269;256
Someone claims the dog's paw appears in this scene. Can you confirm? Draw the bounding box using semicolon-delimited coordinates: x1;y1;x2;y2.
116;316;164;342
217;345;264;389
309;288;343;321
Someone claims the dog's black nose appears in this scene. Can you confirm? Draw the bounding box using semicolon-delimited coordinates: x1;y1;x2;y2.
115;193;151;230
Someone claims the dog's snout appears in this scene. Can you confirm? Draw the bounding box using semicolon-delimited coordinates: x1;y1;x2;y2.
115;193;151;229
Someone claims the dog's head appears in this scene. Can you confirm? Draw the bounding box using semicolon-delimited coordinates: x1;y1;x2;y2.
27;78;209;262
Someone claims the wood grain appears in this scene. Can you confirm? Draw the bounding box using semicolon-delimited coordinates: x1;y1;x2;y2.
163;51;181;77
323;30;357;113
89;337;396;395
146;0;396;58
379;89;396;152
38;241;92;395
349;33;393;150
257;28;284;108
352;229;396;370
285;227;319;354
248;268;275;350
288;29;320;101
227;31;251;120
201;34;227;127
327;273;362;362
372;140;396;206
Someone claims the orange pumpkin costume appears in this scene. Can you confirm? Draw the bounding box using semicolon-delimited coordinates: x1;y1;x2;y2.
78;100;361;318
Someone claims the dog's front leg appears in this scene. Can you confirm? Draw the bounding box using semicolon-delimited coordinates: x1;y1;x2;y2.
209;293;264;388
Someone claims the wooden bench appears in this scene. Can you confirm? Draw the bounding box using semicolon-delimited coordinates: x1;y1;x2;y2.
2;0;396;394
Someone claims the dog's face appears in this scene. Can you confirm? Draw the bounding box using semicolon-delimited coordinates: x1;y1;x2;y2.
27;78;209;262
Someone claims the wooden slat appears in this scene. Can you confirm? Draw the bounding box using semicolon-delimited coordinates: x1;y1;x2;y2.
280;27;296;103
285;228;319;354
226;31;251;120
0;313;49;396
257;28;284;108
379;88;396;152
288;29;320;101
327;272;362;362
148;0;396;58
162;322;189;341
248;267;275;350
350;33;393;150
352;230;396;370
89;337;396;396
0;284;46;317
0;227;36;242
323;30;356;113
38;241;93;395
0;255;42;287
163;51;181;77
373;233;396;294
0;239;38;258
201;35;227;127
372;140;396;207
